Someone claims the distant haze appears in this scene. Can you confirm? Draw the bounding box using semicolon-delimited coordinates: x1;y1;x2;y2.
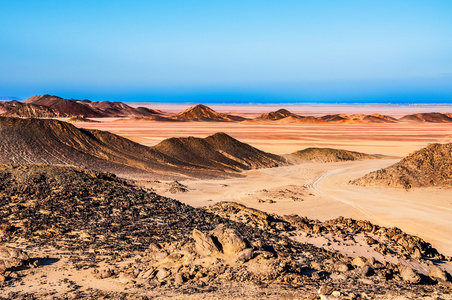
1;1;452;104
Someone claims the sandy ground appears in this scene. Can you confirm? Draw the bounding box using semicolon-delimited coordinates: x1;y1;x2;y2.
73;120;452;157
68;105;452;257
153;159;452;257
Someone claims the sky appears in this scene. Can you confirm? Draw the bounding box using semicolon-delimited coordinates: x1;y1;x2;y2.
1;0;452;104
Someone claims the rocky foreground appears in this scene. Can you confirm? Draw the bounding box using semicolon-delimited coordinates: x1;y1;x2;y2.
0;164;451;299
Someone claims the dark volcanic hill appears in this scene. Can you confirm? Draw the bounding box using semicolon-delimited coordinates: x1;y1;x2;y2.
257;109;302;120
285;148;378;163
18;94;161;118
352;143;452;189
152;132;286;171
400;112;452;123
0;117;283;179
171;104;247;121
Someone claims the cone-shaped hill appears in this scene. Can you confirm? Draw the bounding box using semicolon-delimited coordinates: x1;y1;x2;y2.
352;143;452;189
399;113;452;123
152;132;286;171
257;109;302;120
0;117;284;179
285;148;379;163
171;104;247;121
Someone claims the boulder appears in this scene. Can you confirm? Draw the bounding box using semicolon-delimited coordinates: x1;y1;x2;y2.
192;229;221;255
237;248;254;263
0;247;29;274
429;265;448;282
210;224;247;254
351;256;367;267
398;264;421;284
335;262;351;272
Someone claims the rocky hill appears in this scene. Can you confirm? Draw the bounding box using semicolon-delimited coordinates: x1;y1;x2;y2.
24;95;105;117
152;132;286;171
352;143;452;189
7;94;161;118
0;117;284;179
285;148;378;163
320;114;398;123
0;164;450;298
171;104;247;122
257;109;302;120
400;113;452;123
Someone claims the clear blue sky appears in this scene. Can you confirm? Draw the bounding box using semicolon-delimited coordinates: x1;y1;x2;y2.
1;0;452;103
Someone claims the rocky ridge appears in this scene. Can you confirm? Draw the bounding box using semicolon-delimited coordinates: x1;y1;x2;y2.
352;143;452;189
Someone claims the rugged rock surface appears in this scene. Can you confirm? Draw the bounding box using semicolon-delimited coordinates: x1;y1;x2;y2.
1;164;451;298
285;147;379;163
352;143;452;189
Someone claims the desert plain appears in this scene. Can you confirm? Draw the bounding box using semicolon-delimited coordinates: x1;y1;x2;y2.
2;100;452;299
73;104;452;257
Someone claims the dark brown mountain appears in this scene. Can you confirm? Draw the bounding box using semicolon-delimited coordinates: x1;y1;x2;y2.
0;117;284;179
152;132;286;171
399;113;452;123
87;101;161;117
257;109;302;120
319;114;348;122
285;148;378;163
24;95;105;117
352;143;452;189
362;114;399;123
20;94;162;118
171;104;247;122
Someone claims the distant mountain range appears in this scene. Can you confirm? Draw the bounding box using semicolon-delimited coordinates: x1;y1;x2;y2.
0;117;380;180
1;94;451;123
